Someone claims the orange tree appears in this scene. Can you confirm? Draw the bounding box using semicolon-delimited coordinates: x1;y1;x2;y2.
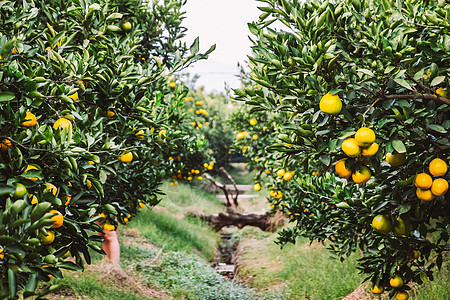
234;0;449;298
0;0;213;297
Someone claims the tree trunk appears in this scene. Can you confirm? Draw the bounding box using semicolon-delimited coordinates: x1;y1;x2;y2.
189;211;279;232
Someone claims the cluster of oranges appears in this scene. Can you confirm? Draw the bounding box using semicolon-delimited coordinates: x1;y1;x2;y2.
414;158;448;201
335;127;378;184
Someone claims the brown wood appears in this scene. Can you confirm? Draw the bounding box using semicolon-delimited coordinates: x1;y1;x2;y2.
188;211;278;232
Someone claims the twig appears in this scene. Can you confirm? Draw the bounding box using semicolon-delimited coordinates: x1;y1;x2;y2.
204;173;233;209
220;167;239;208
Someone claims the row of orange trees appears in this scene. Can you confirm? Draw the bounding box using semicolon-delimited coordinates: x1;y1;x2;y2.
0;0;214;297
232;0;449;299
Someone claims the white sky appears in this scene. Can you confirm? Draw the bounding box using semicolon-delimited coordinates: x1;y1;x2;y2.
181;0;261;93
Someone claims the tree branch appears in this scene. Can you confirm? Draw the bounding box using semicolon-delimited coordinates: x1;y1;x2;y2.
219;167;239;208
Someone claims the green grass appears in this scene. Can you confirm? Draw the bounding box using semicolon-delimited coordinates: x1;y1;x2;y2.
413;256;450;300
159;180;223;215
235;227;363;300
121;244;283;300
57;271;154;300
128;208;219;260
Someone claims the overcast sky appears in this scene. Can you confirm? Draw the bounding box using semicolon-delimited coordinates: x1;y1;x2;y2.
181;0;261;93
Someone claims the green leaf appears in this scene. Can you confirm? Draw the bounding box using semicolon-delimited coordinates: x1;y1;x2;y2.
384;66;395;74
427;124;446;133
0;185;15;195
392;140;406;153
357;69;375;77
393;78;413;90
248;23;259;35
189;37;199;54
57;261;83;271
0;92;15;102
431;76;445;86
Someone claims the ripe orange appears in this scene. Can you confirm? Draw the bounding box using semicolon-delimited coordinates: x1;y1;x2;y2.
372;214;393;234
396;290;409;300
390;274;404;288
411;250;419;259
250;118;257;126
53;118;72;132
40;231;55;245
319;93;342;115
370;284;383;294
414;173;432;189
236;132;245;140
252;134;259;140
118;151;133;163
428;158;447;177
0;138;12;152
21;111;37;127
352;166;371;184
277;169;286;178
139;202;145;208
135;130;144;140
68;91;78;101
386;152;406;166
44;183;58;196
435;87;448;97
50;210;64;228
361;142;379;157
63;195;71;206
283;172;294;181
14;183;27;198
430;178;448;196
355;127;375;148
86;179;92;189
30;194;38;205
416;188;434;201
254;183;261;191
0;247;4;260
106;110;115;117
23;165;39;181
104;223;115;231
335;159;352;178
342;138;361;158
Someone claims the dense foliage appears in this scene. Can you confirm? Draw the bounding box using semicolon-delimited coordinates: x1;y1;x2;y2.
233;0;450;297
0;0;213;297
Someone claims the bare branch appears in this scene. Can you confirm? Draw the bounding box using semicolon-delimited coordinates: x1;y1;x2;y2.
219;167;239;208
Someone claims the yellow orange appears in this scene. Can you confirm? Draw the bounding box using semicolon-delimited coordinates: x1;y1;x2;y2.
416;188;434;201
430;178;448;196
370;284;383;294
372;214;392;234
342;138;361;158
414;173;432;189
21;111;37;127
386;152;406;166
352;166;371;184
44;183;57;196
118;151;133;163
319;93;342;115
396;291;409;300
335;159;352;178
0;138;12;152
390;274;404;288
429;158;447;177
355;127;375;148
361;142;379;157
53;118;72;133
50;210;64;228
23;165;39;182
40;231;55;245
277;169;286;178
